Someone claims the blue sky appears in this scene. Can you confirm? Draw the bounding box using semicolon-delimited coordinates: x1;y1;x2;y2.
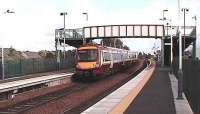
0;0;199;53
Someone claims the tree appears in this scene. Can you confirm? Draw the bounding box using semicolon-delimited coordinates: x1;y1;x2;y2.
115;39;123;48
138;52;143;58
123;45;130;50
101;38;127;49
8;47;16;56
45;52;54;58
101;38;114;47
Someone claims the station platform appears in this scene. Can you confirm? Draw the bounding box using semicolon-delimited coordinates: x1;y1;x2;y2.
81;62;193;114
0;68;75;84
0;69;75;102
0;72;74;93
0;69;75;109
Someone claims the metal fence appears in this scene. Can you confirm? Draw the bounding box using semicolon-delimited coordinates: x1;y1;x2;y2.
173;57;200;114
0;55;75;79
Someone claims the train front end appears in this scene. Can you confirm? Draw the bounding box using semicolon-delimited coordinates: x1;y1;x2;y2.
75;45;101;77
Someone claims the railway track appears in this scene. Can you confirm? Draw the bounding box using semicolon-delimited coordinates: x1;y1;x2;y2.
0;59;146;114
65;61;146;114
0;83;89;114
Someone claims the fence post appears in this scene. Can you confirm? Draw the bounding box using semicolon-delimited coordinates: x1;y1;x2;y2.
19;59;22;75
32;58;35;73
0;59;3;80
38;58;40;73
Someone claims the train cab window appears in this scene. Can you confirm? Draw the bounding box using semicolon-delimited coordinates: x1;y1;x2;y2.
78;50;97;62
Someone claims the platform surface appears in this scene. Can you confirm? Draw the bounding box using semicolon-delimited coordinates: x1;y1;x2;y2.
124;67;176;114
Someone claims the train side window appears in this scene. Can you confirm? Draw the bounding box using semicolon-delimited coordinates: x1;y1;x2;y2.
103;52;111;62
113;53;117;61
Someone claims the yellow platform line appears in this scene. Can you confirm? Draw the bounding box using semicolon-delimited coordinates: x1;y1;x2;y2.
109;62;156;114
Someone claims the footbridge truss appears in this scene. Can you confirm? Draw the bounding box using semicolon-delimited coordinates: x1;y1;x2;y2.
83;24;164;39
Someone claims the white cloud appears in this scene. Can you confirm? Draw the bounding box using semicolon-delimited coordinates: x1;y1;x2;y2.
0;0;199;53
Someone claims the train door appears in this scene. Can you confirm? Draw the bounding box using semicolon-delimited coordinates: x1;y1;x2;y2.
110;50;113;69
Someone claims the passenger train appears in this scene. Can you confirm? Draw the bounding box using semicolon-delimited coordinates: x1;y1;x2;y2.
74;44;138;78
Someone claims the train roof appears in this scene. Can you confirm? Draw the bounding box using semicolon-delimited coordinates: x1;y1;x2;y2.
78;43;137;53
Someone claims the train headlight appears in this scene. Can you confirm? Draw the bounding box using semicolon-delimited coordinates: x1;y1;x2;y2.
76;64;80;68
95;63;100;67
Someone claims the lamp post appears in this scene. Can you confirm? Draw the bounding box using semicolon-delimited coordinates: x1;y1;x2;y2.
163;9;168;20
160;10;168;21
82;12;88;44
177;0;183;99
159;9;168;37
168;20;174;74
181;8;189;57
82;12;88;21
1;9;15;80
60;12;67;59
166;23;169;38
192;15;197;58
160;9;168;67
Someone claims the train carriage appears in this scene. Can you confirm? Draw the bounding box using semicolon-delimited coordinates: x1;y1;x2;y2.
74;44;138;78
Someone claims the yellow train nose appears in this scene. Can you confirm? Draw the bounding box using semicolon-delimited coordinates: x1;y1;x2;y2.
77;62;96;69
